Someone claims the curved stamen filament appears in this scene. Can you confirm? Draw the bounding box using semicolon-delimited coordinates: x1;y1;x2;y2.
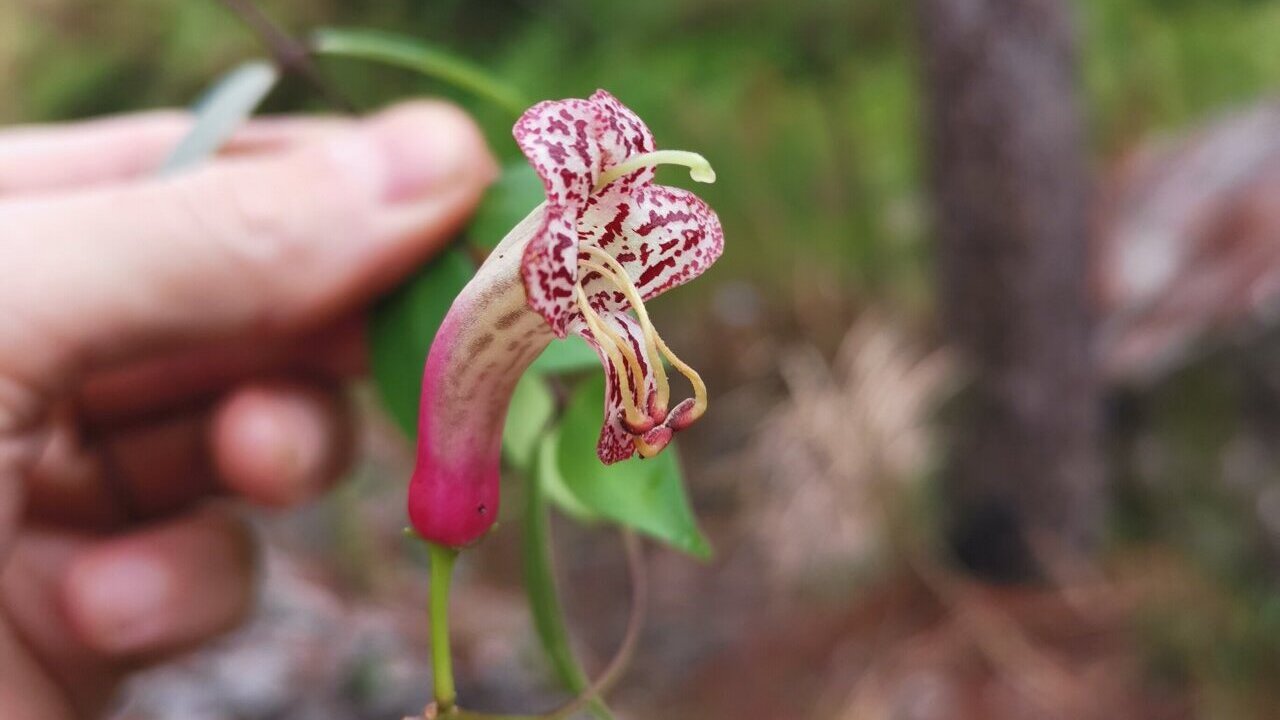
575;285;649;429
575;247;708;431
579;251;670;414
594;150;716;192
655;334;708;425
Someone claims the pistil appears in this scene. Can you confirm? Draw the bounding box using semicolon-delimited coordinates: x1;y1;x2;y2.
594;150;716;191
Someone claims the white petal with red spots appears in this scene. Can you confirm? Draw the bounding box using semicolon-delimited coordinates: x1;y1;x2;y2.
578;184;724;314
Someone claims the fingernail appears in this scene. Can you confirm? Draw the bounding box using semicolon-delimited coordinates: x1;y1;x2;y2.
364;102;497;203
68;553;172;653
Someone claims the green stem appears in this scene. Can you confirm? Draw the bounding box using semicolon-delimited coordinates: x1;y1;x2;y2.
428;542;460;713
413;530;645;720
311;28;528;117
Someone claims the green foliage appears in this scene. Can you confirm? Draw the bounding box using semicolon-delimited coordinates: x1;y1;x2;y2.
467;163;544;251
529;339;600;375
312;28;527;117
536;430;600;523
501;372;555;469
368;249;474;436
555;379;711;559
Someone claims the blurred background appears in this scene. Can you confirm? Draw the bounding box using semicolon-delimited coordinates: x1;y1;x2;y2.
8;0;1280;718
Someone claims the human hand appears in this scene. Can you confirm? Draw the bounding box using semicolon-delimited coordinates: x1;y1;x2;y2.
0;101;497;718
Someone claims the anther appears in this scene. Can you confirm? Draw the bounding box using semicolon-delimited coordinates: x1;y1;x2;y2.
575;286;652;431
579;252;671;414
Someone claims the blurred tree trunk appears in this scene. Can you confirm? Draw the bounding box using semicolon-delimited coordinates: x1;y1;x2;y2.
915;0;1102;578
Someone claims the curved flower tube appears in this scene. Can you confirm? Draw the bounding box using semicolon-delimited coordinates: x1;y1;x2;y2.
409;90;724;547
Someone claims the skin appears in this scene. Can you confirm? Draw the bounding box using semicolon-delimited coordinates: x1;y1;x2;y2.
0;101;498;718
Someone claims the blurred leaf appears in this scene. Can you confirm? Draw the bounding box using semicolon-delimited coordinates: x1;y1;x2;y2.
311;28;527;116
161;61;278;174
556;379;712;559
523;437;614;720
531;338;600;375
539;429;601;522
469;163;545;251
502;373;555;469
369;249;475;436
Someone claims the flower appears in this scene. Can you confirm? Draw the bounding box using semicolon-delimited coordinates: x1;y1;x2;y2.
408;90;724;547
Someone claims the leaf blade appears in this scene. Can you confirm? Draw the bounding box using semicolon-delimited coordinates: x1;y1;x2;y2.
556;379;712;559
502;373;555;469
468;163;545;251
161;61;279;174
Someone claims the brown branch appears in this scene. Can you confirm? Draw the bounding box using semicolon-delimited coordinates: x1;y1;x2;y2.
214;0;356;112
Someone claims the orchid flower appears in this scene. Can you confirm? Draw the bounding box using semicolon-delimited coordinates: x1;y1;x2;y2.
408;90;724;548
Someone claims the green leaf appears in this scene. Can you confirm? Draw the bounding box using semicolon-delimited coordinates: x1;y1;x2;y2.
538;430;601;523
501;373;555;470
530;338;601;375
312;28;527;117
469;163;545;251
556;379;712;559
161;60;279;174
369;249;475;436
523;439;614;720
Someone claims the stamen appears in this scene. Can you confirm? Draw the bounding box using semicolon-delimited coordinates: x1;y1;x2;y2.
594;150;716;192
655;336;708;427
579;249;670;414
634;434;665;459
574;285;651;431
575;246;709;434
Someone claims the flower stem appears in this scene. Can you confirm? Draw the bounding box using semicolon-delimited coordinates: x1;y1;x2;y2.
428;542;461;713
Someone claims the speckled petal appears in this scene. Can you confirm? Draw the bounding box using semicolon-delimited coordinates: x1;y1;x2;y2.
591;89;656;192
514;98;601;206
577;184;725;313
520;209;580;336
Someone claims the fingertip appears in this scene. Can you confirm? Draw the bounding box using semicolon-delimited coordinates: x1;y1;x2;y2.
210;380;352;508
62;509;255;657
362;99;500;203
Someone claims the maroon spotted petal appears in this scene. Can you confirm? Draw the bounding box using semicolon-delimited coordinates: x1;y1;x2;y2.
514;97;601;206
590;89;656;193
577;184;725;314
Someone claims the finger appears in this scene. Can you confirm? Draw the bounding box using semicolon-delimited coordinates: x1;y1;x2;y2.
1;531;119;717
61;507;256;657
0;111;350;196
78;315;365;425
24;407;213;529
210;380;353;508
0;615;78;720
218;116;352;158
0;100;497;398
27;379;351;526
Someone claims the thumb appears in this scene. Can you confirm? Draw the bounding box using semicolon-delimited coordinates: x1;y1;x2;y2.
0;100;496;401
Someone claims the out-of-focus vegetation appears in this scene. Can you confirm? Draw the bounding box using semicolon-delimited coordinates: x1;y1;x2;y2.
9;1;1280;717
4;0;1280;302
